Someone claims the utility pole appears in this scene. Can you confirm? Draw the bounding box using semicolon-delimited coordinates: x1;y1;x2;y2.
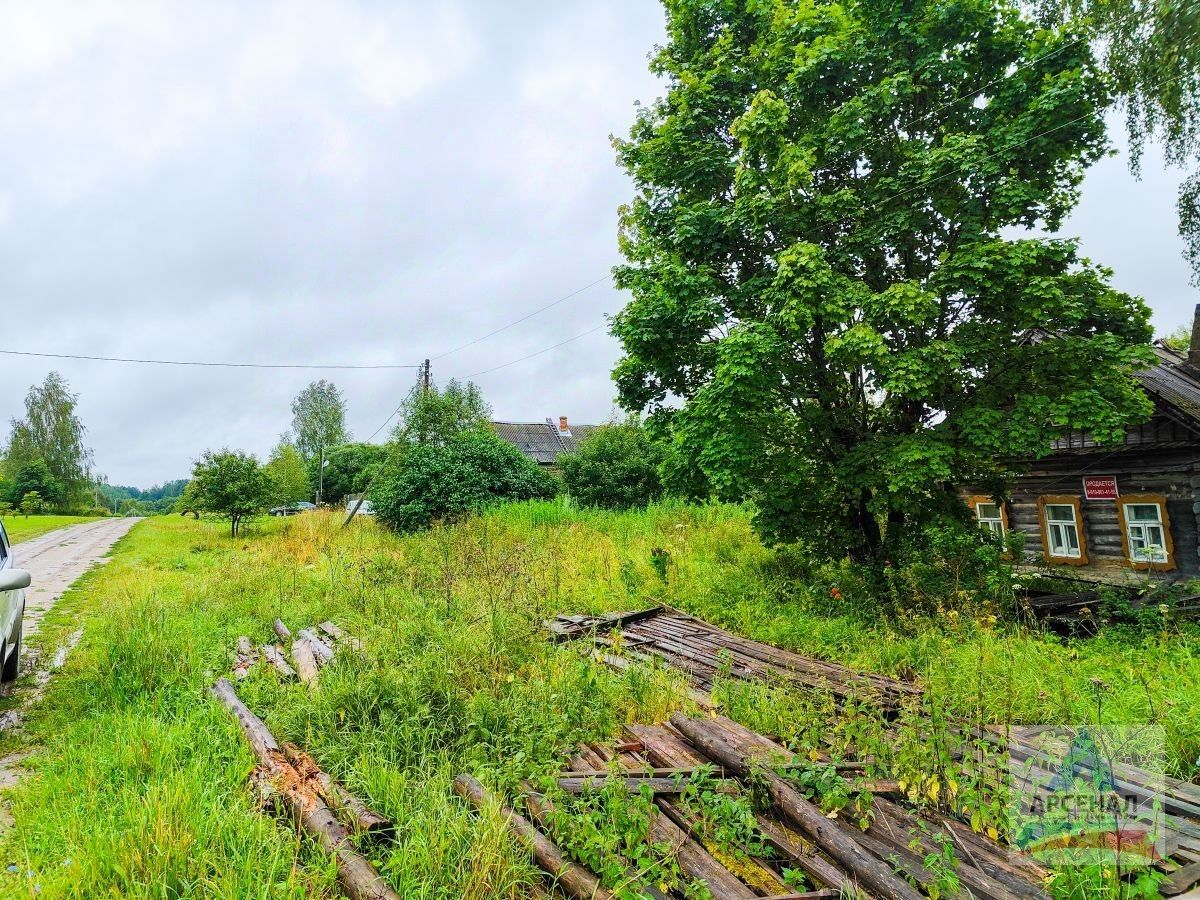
343;361;430;529
316;445;325;506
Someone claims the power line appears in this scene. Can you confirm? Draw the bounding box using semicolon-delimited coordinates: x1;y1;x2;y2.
431;275;610;361
453;71;1186;384
464;322;609;379
0;348;421;370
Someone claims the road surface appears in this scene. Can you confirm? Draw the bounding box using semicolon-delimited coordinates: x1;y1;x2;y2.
12;518;141;638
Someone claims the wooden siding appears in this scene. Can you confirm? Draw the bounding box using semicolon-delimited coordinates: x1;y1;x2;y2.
968;454;1200;577
1050;411;1196;452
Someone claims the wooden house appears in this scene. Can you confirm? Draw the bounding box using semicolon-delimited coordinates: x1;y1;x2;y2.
966;314;1200;580
491;416;597;468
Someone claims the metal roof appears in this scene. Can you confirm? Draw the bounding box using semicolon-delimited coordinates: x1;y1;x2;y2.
490;420;598;464
1136;345;1200;428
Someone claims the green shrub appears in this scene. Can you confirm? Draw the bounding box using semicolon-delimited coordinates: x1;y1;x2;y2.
560;422;663;509
371;430;557;532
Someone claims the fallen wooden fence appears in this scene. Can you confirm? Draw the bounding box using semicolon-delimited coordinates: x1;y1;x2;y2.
547;606;1200;895
548;606;920;709
457;714;1054;900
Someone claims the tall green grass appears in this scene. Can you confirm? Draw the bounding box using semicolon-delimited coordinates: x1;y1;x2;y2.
0;502;1194;898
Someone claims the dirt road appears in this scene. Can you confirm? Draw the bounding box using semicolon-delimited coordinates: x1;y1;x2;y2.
12;518;141;638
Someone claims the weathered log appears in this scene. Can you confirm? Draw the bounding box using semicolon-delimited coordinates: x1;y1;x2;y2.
559;766;724;780
1163;861;1200;896
319;621;364;651
299;629;336;663
670;714;922;900
292;639;320;685
452;774;612;900
645;798;758;899
261;645;297;679
319;621;345;640
656;795;793;895
211;679;400;900
273;619;292;642
283;745;396;844
752;814;855;895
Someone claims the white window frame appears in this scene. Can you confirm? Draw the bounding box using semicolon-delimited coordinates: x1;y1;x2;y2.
1040;498;1085;563
974;501;1006;539
1117;495;1173;569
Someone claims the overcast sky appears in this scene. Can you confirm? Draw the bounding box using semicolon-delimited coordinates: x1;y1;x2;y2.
0;1;1193;487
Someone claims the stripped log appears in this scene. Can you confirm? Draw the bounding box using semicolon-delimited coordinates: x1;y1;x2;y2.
292;639;320;685
211;679;400;900
262;645;297;679
670;713;922;900
452;774;612;900
273;619;292;642
299;629;336;664
283;745;395;844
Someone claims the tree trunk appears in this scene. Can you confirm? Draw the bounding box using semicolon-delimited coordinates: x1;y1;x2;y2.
848;491;884;564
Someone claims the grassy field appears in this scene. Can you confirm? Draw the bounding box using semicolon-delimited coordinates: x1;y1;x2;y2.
0;504;1195;898
0;515;105;545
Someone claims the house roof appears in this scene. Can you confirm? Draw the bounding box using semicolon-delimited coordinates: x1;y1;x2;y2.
1136;344;1200;428
491;420;599;464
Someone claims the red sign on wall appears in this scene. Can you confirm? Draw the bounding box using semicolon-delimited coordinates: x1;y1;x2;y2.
1083;475;1119;500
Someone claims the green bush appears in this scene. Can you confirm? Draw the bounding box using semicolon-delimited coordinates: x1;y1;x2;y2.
560;422;663;509
371;430;557;532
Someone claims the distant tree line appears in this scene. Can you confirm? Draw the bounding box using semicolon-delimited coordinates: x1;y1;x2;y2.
96;479;189;517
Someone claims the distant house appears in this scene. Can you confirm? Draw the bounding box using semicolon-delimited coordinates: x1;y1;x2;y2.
963;309;1200;580
491;416;597;467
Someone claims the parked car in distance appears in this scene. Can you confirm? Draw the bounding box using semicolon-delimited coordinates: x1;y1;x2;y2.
345;495;374;516
0;521;30;682
268;501;317;517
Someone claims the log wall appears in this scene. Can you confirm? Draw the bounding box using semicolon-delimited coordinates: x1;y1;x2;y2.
967;446;1200;578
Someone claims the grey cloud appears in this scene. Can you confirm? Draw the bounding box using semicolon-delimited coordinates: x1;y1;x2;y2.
0;1;1189;486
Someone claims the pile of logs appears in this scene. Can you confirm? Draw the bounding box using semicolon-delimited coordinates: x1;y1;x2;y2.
457;714;1052;900
212;678;399;900
232;620;359;686
547;606;920;710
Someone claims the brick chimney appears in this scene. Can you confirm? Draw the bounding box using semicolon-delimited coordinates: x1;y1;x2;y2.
1190;303;1200;369
558;415;570;433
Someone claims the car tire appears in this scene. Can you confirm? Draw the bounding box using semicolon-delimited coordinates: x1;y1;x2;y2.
2;616;21;682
